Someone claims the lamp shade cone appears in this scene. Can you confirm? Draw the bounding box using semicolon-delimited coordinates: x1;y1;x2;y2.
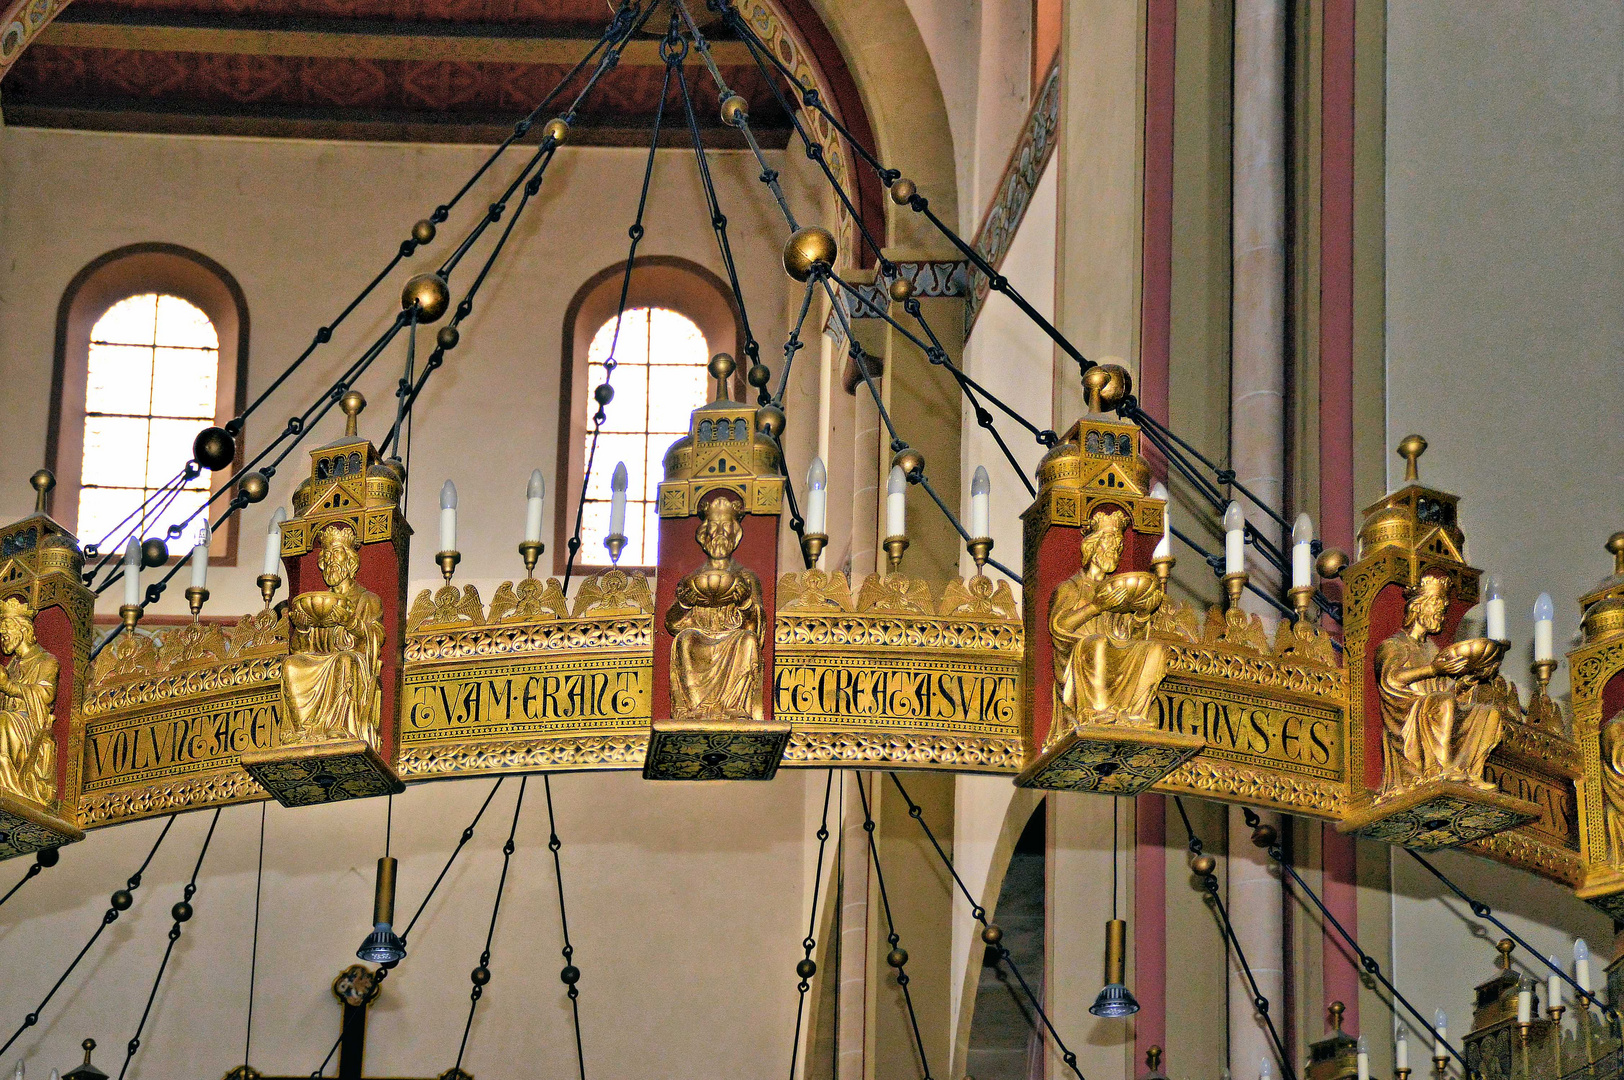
1087;917;1140;1017
1089;981;1140;1018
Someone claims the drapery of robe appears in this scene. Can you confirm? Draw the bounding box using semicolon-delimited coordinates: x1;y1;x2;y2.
1049;572;1165;736
669;566;764;723
283;587;385;749
1374;631;1503;794
0;649;59;806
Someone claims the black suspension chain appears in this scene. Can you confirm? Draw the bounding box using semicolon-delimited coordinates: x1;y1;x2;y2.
544;776;587;1080
242;801;267;1076
116;809;222;1080
0;814;175;1058
0;845;60;911
1171;797;1300;1079
453;777;528;1073
885;773;1088;1080
787;771;835;1080
852;774;935;1080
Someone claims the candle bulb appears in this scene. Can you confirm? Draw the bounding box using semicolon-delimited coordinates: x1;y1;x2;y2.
439;480;458;552
1534;592;1555;662
1396;1027;1408;1070
1150;482;1172;561
15;1059;23;1080
1259;1059;1271;1080
1224;501;1246;576
122;536;141;608
1549;955;1564;1010
607;462;629;539
1485;573;1506;640
263;507;287;577
1433;1007;1448;1059
1356;1035;1369;1080
805;457;827;535
1517;979;1532;1024
1292;512;1314;590
524;469;546;544
189;524;210;590
970;465;991;538
1575;938;1592;994
886;465;907;538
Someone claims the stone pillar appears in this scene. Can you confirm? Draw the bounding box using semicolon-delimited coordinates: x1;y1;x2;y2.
836;772;873;1080
1227;805;1284;1078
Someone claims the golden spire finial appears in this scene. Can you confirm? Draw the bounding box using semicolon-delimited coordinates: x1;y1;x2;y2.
1496;938;1514;970
1397;434;1427;483
30;468;54;513
1328;1000;1345;1031
340;391;366;437
708;353;735;402
1146;1045;1162;1072
1607;531;1624;576
82;1037;97;1063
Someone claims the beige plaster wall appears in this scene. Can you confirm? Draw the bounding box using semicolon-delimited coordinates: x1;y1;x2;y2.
1385;0;1624;1057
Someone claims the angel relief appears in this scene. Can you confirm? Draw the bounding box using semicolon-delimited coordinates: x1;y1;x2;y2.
1048;508;1167;744
665;493;765;724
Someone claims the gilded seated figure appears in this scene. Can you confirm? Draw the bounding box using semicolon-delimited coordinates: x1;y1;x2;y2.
283;525;385;749
0;598;59;806
1375;573;1504;795
666;494;764;724
1049;508;1166;738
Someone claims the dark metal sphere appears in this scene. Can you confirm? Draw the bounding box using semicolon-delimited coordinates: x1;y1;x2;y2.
1190;853;1217;877
543;117;570;145
1082;363;1133;413
471;965;491;986
892;447;925;479
30;468;56;499
746;363;771;389
111;889;134;911
888;277;915;302
560;964;580;985
889;178;917;205
708;353;736;382
980;924;1003;945
193;426;236;471
238;472;269;504
1315;548;1349;580
756;405;786;440
796;958;817;979
593;384;614;406
141;538;169;568
411;219;437;245
172;901;193;923
437;325;460;351
35;846;59;868
886;948;908;969
1250;824;1278;849
720;95;749;126
401;273;451;322
783;226;837;282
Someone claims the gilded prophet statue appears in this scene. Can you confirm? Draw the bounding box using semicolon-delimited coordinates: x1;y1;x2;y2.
283;525;385;749
1602;711;1624;864
666;494;765;724
1374;573;1504;795
1049;509;1166;738
0;598;59;806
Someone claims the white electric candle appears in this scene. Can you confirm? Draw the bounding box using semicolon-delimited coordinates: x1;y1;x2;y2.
1534;592;1555;662
886;466;907;538
1549;955;1564;1010
15;1059;23;1080
805;457;827;535
970;465;991;538
1292;512;1314;590
525;469;546;543
439;480;458;552
1433;1008;1448;1059
263;507;287;577
1356;1036;1369;1080
1395;1028;1408;1070
1259;1059;1270;1080
608;462;629;538
1224;501;1246;576
189;524;209;590
122;537;141;608
1150;482;1172;561
1485;573;1506;640
1517;981;1532;1024
1575;938;1592;993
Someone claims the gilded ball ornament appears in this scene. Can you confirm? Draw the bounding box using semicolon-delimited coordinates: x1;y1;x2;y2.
979;924;1003;945
1607;531;1624;561
30;469;55;498
193;426;236;471
411;219;436;245
238;472;269;504
892;447;925;479
746;363;771;389
783;226;837;282
1082;363;1132;413
708;352;736;383
1250;823;1278;849
402;273;451;322
886;948;908;969
437;325;460;351
1190;854;1216;877
889;178;917;205
542;117;570;145
757;404;786;440
1397;433;1428;464
720;95;749;126
1315;548;1348;580
171;901;193;923
141;537;169;568
111;889;133;911
888;277;915;303
796;959;817;979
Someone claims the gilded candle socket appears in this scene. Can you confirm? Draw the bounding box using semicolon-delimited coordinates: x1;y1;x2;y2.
184;586;210;619
966;537;993;572
518;540;545;577
257;573;281;608
799;532;828;569
1288;585;1316;623
1223;571;1248;609
436;550;461;582
118;603;141;630
883;535;909;573
604;533;628;565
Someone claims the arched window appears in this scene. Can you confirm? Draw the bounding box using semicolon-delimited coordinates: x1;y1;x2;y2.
49;245;248;561
557;257;742;571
